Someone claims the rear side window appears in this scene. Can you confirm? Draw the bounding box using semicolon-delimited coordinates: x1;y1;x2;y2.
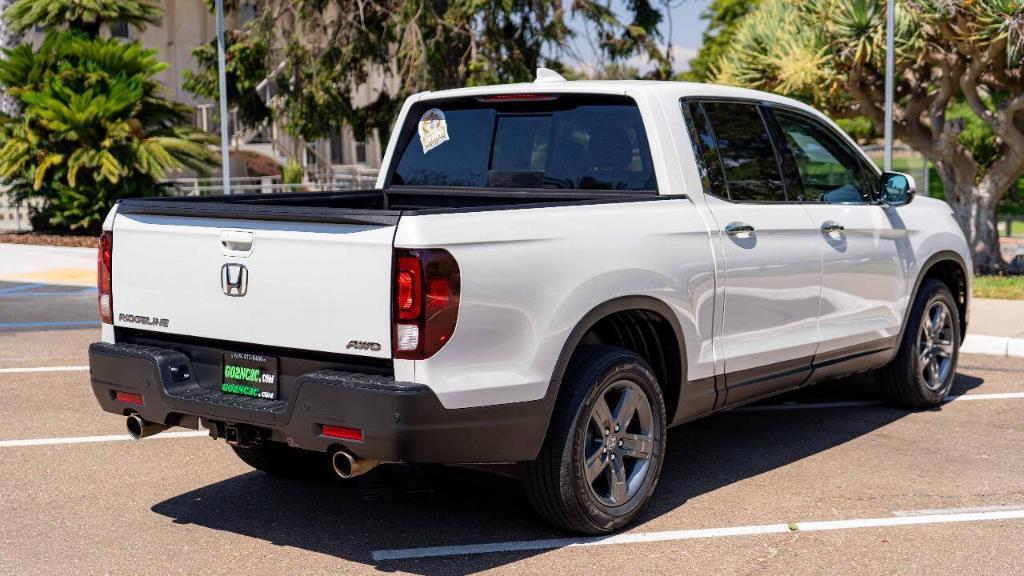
700;102;785;202
389;95;657;192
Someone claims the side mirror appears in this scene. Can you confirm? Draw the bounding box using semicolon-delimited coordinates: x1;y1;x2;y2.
878;172;915;206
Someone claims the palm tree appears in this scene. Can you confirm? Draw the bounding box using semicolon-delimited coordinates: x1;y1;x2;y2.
4;0;161;38
0;0;216;232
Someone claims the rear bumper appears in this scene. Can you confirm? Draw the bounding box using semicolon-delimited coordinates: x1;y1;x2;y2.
88;341;550;463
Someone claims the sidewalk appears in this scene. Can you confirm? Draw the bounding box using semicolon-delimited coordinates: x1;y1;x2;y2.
963;298;1024;357
969;298;1024;338
0;243;94;287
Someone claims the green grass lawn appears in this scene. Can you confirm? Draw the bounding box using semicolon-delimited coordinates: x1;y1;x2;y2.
974;275;1024;300
1001;219;1024;236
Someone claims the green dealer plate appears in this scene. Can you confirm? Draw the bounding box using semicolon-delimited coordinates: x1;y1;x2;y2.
221;352;279;400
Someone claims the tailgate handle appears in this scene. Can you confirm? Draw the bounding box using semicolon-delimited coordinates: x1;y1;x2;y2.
220;230;254;254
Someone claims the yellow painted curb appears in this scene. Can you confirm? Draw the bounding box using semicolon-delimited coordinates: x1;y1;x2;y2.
0;268;95;287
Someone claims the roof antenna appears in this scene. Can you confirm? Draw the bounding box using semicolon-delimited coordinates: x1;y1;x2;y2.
535;67;567;83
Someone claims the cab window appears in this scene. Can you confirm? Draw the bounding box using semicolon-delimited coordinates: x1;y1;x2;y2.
771;109;873;203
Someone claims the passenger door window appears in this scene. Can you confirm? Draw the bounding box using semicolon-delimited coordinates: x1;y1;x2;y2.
771;109;873;203
700;101;785;203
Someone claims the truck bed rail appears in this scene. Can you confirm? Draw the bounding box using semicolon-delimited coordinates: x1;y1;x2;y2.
116;187;684;225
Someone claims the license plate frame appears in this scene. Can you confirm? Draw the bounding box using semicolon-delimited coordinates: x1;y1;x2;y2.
221;352;279;400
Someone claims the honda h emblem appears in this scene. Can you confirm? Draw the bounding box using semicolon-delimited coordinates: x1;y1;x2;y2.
221;263;248;297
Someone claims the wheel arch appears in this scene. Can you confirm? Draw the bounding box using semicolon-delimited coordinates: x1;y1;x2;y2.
897;250;970;348
547;296;687;424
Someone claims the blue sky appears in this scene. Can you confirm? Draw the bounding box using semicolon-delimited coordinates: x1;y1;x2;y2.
666;0;714;50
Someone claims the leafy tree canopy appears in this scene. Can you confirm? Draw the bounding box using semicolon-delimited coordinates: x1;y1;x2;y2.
682;0;759;81
186;0;671;142
183;29;271;129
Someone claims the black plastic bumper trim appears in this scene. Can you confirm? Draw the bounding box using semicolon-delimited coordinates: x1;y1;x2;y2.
88;341;550;463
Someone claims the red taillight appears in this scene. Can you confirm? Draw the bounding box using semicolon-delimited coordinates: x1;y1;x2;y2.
392;248;460;360
98;231;113;324
396;256;421;320
322;425;363;441
427;278;451;310
115;391;143;405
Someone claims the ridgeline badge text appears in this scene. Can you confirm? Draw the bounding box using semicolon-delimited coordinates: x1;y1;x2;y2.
118;313;169;328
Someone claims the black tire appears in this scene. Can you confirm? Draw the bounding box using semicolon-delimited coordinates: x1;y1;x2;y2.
523;346;667;534
231;442;328;477
877;278;961;408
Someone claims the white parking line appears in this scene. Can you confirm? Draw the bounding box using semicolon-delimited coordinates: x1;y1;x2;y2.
892;504;1024;517
948;391;1024;401
371;507;1024;561
0;430;208;448
0;365;89;374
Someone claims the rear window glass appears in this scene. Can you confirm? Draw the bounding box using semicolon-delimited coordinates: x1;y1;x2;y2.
388;95;657;192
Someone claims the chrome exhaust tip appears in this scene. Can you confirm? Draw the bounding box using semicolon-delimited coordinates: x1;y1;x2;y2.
126;414;168;440
331;450;379;479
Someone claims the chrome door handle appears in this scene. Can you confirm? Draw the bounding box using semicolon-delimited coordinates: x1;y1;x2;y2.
820;221;845;233
724;222;755;235
220;229;255;254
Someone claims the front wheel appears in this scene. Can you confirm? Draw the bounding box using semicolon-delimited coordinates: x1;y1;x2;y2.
878;278;961;408
523;346;667;534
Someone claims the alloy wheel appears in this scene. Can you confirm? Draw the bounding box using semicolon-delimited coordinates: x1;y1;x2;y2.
582;380;655;507
918;300;955;391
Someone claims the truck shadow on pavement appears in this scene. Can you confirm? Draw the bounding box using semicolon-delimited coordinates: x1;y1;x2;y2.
151;371;983;575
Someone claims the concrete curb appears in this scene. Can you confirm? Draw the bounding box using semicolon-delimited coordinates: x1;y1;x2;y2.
961;334;1024;358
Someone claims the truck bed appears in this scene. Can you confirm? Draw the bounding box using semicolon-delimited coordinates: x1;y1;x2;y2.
117;186;667;225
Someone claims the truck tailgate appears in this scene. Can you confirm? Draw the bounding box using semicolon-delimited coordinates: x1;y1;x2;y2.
111;212;395;358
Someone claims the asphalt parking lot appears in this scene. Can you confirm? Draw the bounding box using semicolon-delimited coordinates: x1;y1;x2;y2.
0;280;99;332
2;286;1024;575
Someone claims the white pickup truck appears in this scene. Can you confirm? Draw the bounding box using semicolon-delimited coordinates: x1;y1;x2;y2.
89;73;971;533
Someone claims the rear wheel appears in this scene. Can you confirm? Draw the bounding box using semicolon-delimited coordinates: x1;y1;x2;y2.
231;442;327;477
878;278;961;408
524;346;666;534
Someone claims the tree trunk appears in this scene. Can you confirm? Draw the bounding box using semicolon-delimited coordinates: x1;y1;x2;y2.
942;174;1004;274
966;191;1003;274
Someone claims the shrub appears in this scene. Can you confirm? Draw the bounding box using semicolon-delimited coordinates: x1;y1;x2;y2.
283;160;304;185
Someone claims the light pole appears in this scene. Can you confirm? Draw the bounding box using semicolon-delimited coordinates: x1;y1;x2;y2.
884;0;894;172
215;0;231;195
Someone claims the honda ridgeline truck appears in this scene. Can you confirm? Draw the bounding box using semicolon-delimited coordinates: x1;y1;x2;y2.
89;72;971;533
